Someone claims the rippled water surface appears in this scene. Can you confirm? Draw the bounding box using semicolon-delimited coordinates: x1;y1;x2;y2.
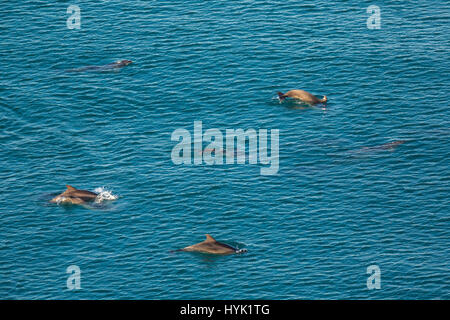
1;1;449;299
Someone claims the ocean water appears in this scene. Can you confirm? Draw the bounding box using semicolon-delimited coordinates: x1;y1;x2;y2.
0;1;449;299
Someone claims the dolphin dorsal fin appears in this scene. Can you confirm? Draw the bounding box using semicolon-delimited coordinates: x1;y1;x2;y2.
205;234;216;242
66;185;77;192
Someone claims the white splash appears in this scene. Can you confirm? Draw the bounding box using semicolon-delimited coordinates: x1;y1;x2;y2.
93;187;118;203
55;196;68;205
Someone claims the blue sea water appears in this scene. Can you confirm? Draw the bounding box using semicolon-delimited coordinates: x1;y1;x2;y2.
0;1;449;299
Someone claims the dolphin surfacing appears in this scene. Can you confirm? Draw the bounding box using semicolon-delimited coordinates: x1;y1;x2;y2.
50;185;98;205
175;234;247;255
278;89;327;105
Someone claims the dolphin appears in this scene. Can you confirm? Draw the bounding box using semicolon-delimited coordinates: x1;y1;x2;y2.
50;185;98;205
174;234;247;255
66;60;133;72
278;89;327;105
361;140;406;152
342;140;407;157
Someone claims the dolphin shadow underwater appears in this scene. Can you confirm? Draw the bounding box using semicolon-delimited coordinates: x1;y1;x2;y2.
65;60;133;73
172;234;248;255
350;140;407;155
327;140;407;159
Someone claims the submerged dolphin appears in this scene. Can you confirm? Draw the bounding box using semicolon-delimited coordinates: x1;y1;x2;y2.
66;60;133;72
278;89;327;105
50;185;98;205
175;234;247;255
360;140;406;152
